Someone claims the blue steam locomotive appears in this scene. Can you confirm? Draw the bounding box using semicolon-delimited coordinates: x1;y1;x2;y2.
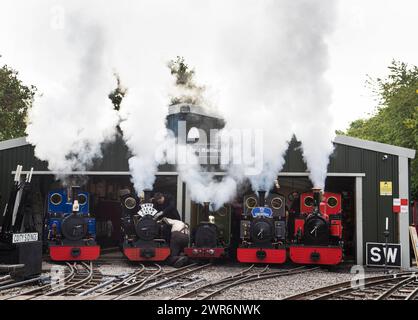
46;186;100;261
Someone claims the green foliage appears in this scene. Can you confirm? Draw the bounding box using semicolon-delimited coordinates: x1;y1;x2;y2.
343;60;418;199
0;56;37;141
108;72;126;111
167;56;205;106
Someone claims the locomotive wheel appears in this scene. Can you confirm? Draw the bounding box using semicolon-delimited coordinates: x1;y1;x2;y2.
61;215;88;241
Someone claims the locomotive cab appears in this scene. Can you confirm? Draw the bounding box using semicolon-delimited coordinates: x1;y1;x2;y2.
237;191;286;264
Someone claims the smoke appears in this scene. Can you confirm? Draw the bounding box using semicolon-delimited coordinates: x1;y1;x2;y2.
25;14;119;182
211;0;337;191
118;87;168;194
11;0;336;198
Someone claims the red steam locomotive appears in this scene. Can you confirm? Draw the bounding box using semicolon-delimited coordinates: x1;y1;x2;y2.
289;188;343;265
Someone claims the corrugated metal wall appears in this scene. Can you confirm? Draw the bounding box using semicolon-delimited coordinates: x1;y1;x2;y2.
281;138;400;248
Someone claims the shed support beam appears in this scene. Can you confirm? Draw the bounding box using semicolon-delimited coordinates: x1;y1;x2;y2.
398;156;411;270
176;175;183;221
355;177;364;265
184;183;191;225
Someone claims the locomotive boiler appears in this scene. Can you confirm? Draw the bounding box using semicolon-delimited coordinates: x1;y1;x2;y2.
120;190;170;262
289;188;343;265
237;191;286;264
46;186;100;261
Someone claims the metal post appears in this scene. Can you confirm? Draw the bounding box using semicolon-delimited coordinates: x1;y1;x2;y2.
384;217;389;274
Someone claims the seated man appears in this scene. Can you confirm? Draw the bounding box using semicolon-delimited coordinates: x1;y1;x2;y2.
160;217;190;268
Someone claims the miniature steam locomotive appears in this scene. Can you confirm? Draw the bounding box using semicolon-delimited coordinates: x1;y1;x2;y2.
46;186;100;261
184;202;229;260
119;191;170;261
237;191;286;264
289;188;343;265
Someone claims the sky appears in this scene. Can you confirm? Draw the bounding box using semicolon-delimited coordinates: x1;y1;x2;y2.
0;0;417;131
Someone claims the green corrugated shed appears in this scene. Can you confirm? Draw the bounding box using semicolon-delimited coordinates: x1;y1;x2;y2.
0;106;415;268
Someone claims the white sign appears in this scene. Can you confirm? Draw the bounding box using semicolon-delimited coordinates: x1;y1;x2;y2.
138;203;158;217
12;233;38;244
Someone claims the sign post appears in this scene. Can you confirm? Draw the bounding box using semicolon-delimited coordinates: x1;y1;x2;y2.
383;217;389;274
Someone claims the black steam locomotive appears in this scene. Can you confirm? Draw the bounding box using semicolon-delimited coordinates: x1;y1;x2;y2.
184;202;229;260
119;191;170;261
237;191;286;264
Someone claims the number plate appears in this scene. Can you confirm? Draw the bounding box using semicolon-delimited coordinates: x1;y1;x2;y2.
12;233;38;244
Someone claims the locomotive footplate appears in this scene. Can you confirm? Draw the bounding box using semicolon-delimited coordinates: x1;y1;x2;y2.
123;247;171;261
49;245;100;261
289;245;343;265
236;247;286;264
184;247;226;259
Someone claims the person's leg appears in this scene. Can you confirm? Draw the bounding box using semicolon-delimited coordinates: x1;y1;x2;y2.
166;232;181;265
167;232;189;267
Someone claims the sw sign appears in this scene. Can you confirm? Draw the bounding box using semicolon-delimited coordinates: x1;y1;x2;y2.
366;242;401;267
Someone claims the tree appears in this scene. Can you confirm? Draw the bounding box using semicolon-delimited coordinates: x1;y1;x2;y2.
341;60;418;199
167;56;205;106
108;72;126;111
0;56;37;141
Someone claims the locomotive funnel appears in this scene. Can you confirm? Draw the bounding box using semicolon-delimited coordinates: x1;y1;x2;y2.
312;187;322;214
143;189;152;202
258;190;266;207
203;202;210;221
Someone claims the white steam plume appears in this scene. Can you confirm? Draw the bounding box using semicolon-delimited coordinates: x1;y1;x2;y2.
118;87;168;194
10;0;336;198
25;15;119;181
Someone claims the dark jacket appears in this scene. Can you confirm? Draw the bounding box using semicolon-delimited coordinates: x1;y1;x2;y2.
153;194;181;220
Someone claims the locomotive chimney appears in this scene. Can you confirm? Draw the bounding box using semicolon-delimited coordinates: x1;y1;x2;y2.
203;202;210;221
312;187;321;214
143;189;152;203
258;190;266;207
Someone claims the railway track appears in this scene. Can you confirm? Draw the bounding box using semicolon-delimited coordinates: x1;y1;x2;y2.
111;263;212;300
79;262;212;300
284;271;418;300
3;262;102;300
172;265;319;300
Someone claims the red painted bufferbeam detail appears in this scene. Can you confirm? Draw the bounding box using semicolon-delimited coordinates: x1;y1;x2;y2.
289;246;343;265
236;248;286;264
123;247;171;261
184;247;226;259
49;245;100;261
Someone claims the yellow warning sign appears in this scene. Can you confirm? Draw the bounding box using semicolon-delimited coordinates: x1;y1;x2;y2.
380;181;392;196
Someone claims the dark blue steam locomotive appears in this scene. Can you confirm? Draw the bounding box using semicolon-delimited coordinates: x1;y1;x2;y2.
46;186;100;261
